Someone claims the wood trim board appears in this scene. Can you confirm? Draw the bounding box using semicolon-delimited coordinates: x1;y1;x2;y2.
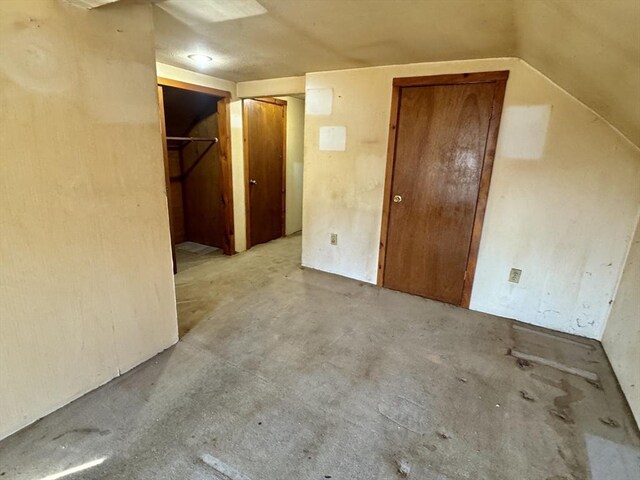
216;97;236;255
157;77;231;98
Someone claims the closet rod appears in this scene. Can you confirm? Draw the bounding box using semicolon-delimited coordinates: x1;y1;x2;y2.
166;136;218;143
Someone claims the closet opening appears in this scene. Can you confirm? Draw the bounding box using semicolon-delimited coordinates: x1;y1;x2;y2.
157;79;234;274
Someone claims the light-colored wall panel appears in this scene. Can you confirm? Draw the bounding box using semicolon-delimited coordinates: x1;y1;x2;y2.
603;217;640;425
302;58;640;340
0;0;177;439
237;76;305;98
230;100;247;252
281;96;305;235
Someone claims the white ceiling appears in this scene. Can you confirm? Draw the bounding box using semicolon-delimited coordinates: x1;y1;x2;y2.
114;0;640;145
153;0;517;80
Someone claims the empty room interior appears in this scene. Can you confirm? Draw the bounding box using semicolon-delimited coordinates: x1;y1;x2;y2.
0;1;639;479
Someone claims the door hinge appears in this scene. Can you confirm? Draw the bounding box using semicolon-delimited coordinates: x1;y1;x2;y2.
464;270;468;280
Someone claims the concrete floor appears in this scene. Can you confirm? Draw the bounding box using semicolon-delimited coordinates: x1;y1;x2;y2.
175;242;223;275
1;234;639;479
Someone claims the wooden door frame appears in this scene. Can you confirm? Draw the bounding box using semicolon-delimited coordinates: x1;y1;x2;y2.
157;77;235;256
157;77;231;99
377;70;509;308
242;97;287;249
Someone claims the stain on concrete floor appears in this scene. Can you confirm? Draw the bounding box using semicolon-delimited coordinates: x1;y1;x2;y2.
0;234;638;479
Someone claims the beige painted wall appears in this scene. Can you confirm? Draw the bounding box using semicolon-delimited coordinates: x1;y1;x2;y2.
302;58;640;340
230;99;247;252
281;97;305;235
0;1;177;439
603;217;640;424
237;76;306;99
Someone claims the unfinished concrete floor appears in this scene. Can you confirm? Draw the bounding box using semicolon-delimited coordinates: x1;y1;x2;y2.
175;242;223;275
1;234;639;479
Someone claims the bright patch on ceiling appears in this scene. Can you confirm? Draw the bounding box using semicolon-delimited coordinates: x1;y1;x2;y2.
63;0;120;8
187;53;214;67
157;0;267;25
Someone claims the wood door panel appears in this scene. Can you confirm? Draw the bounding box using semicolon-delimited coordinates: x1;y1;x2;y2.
383;83;496;304
245;99;285;247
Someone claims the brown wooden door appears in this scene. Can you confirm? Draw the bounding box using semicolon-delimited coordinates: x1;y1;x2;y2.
244;98;286;248
383;81;499;305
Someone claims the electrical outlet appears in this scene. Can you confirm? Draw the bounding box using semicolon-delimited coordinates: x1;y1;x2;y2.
509;268;522;283
330;233;338;246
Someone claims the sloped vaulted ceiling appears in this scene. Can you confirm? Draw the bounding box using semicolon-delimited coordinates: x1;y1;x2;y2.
102;0;640;145
152;0;518;80
514;0;640;146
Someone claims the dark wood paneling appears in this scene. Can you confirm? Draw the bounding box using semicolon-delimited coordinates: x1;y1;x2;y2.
168;150;186;243
158;79;235;257
182;112;225;248
216;98;235;255
243;98;286;248
380;72;508;306
162;86;217;139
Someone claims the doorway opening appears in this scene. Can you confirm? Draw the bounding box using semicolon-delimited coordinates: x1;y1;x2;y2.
242;95;305;250
378;71;508;307
157;78;234;273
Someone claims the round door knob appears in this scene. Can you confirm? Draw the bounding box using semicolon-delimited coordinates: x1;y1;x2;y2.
249;179;257;185
393;194;402;203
